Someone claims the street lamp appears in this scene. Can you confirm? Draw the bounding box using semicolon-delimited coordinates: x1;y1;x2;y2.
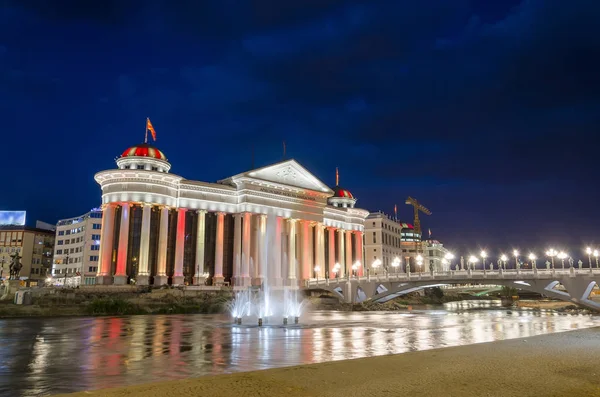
391;257;401;274
468;255;478;270
480;250;487;272
545;249;558;270
416;255;423;273
513;250;519;270
586;247;593;269
332;263;340;279
594;250;599;268
314;265;321;282
557;251;567;269
371;259;381;275
528;253;536;271
500;254;508;270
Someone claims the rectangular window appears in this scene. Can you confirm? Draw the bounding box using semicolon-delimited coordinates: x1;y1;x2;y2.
92;224;101;230
90;245;100;251
58;230;65;236
57;240;63;245
91;234;100;240
137;165;144;170
372;232;376;244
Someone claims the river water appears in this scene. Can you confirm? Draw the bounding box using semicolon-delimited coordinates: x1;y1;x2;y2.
1;300;599;397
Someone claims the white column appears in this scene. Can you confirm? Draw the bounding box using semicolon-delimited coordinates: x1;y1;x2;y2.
267;215;282;286
193;210;206;285
232;214;242;286
213;212;225;285
96;203;116;285
241;212;252;286
172;208;187;285
137;204;152;285
287;219;297;286
251;215;260;283
154;207;169;285
338;229;345;277
355;231;364;276
316;223;326;278
299;221;310;281
328;227;335;279
114;203;130;285
307;222;314;280
345;229;353;276
257;214;266;283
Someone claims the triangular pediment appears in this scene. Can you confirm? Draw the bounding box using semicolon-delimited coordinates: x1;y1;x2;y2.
227;159;333;193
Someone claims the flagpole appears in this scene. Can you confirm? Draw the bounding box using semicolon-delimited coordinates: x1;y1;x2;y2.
145;117;148;144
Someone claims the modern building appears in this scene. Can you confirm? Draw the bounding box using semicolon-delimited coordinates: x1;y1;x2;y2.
51;208;103;286
93;143;369;286
0;225;55;285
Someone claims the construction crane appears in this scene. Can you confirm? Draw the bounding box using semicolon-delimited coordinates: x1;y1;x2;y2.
405;196;432;254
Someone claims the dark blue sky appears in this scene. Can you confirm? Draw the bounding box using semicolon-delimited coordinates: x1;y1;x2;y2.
1;0;600;253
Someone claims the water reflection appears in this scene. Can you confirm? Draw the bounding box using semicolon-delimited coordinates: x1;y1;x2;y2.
0;301;598;397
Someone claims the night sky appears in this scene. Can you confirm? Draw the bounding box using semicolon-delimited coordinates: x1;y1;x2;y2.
2;1;599;255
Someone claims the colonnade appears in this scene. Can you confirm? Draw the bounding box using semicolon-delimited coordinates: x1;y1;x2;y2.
96;202;364;286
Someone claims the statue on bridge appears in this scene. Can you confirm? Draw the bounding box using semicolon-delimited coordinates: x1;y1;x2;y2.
9;252;23;280
460;256;465;271
569;257;574;268
578;260;583;270
545;260;551;270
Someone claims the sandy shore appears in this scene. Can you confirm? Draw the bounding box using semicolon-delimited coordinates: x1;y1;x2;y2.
57;327;600;397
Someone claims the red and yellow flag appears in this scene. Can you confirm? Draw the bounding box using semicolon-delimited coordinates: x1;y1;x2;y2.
146;118;157;141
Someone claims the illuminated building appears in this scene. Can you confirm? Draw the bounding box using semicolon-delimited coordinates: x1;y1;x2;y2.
94;143;368;286
51;208;103;286
0;225;54;284
422;240;449;272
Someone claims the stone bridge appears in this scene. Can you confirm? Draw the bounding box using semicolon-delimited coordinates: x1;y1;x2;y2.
305;268;600;311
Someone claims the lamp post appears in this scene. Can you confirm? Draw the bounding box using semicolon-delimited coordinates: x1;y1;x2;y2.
499;254;507;270
444;253;454;271
480;251;487;274
391;257;400;274
371;259;381;276
545;249;557;270
557;252;567;270
314;265;321;282
416;255;423;274
468;255;478;271
528;253;537;273
586;247;593;269
513;250;519;270
332;264;340;279
594;250;599;268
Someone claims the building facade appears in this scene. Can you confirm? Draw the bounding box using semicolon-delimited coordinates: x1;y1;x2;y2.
0;226;54;284
423;240;450;272
52;209;103;286
94;143;369;287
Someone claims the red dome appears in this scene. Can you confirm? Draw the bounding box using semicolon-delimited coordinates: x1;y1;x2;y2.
121;144;167;160
333;187;354;199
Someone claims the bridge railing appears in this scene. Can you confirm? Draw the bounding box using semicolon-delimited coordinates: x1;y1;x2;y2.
305;267;600;287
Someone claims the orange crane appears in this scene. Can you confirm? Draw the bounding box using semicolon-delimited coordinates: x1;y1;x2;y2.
405;196;431;254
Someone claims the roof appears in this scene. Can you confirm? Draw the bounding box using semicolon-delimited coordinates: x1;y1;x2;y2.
121;143;167;161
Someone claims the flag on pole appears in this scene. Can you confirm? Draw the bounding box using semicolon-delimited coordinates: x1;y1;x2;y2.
394;204;398;220
146;118;157;141
428;228;432;238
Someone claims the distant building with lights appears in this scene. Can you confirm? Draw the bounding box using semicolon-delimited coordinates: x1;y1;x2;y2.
364;211;448;273
51;209;103;286
93;143;368;286
0;225;54;285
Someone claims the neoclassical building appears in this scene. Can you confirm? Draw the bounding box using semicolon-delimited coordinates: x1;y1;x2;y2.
94;143;369;287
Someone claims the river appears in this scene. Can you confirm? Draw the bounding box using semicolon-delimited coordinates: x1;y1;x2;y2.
1;300;598;397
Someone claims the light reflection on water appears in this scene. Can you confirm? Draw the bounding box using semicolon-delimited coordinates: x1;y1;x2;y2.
0;300;598;397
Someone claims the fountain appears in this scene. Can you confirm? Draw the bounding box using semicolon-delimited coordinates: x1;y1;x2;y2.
229;214;307;326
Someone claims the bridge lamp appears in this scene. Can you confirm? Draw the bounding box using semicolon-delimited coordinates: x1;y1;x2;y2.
593;250;599;268
416;255;423;273
480;251;487;271
351;261;360;277
586;247;593;269
528;253;537;270
391;257;401;273
557;252;568;270
512;250;519;269
314;265;321;281
546;249;557;269
371;259;382;275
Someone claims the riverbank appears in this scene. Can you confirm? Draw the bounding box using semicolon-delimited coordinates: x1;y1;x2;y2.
56;327;600;397
0;289;232;318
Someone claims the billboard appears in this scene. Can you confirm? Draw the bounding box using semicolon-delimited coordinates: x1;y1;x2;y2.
0;211;26;226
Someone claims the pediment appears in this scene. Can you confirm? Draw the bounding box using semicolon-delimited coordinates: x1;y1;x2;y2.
227;160;333;193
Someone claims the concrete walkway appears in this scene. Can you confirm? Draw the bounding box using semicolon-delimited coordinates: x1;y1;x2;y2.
57;327;600;397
